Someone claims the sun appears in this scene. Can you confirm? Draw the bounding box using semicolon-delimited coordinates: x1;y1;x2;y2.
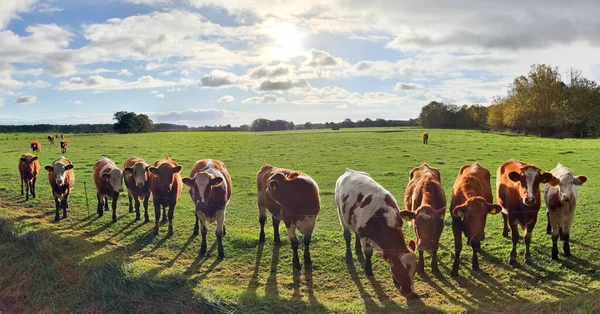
269;22;304;59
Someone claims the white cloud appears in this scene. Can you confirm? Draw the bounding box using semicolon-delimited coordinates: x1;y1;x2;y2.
248;64;293;79
15;95;36;104
155;93;165;98
57;75;191;91
125;0;171;5
218;95;234;103
336;104;348;109
118;69;133;76
242;94;286;104
145;108;250;126
150;90;159;94
201;70;241;88
73;100;82;105
0;0;38;29
0;98;4;107
159;70;175;76
36;2;62;14
394;82;424;91
256;78;310;92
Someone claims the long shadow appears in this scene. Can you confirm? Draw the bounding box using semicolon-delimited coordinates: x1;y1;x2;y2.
420;272;475;312
570;239;600;251
265;245;280;297
104;219;137;242
185;241;217;275
246;243;264;294
115;222;146;243
304;263;320;306
561;254;599;275
406;294;445;313
126;229;156;253
191;258;222;284
142;233;173;258
166;233;197;268
345;259;379;313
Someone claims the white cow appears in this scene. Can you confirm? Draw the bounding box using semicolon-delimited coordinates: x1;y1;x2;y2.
335;169;417;295
544;163;587;260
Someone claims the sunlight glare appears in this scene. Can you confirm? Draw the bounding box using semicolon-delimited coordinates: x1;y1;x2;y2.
270;22;304;59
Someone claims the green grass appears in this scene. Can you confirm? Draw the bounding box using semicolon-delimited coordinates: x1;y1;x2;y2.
0;129;599;313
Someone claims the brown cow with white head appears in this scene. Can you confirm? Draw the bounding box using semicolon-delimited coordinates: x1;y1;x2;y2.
45;157;75;222
93;157;124;222
123;156;151;222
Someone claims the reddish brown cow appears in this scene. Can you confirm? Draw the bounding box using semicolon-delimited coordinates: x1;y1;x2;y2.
400;163;446;274
182;159;232;259
45;157;75;222
149;156;183;236
93;157;124;222
497;159;556;265
60;140;68;154
47;135;55;144
123;156;151;222
30;141;40;153
422;132;429;144
257;165;320;270
450;163;502;276
19;153;40;201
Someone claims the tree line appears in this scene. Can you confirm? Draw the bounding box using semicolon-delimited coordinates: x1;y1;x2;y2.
418;103;489;130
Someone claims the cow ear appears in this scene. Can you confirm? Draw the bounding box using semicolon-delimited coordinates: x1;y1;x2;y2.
287;172;299;179
182;177;194;186
487;203;502;215
452;204;468;219
173;165;183;173
148;167;159;175
540;172;555;184
45;165;54;172
32;156;38;161
407;240;416;252
409;167;418;181
575;175;587;185
210;177;224;187
101;173;110;180
65;164;74;171
399;210;416;222
508;171;521;182
268;180;278;191
123;167;133;174
20;157;26;161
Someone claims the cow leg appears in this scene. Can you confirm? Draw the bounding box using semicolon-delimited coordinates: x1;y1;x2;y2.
472;249;480;272
258;212;266;243
31;177;36;199
20;176;24;196
431;249;440;274
286;225;301;271
508;224;519;265
272;217;281;244
97;194;104;217
62;198;68;219
153;200;161;235
134;196;141;221
193;211;200;236
561;231;571;257
104;196;109;211
355;232;362;255
216;210;225;259
162;206;168;223
199;213;208;257
343;229;353;264
303;232;312;265
54;198;61;222
546;211;551;235
451;217;463;277
128;192;134;213
143;194;150;223
362;238;374;276
111;194;118;223
551;233;559;260
502;212;509;238
417;250;425;274
167;204;175;236
524;219;536;264
25;180;30;201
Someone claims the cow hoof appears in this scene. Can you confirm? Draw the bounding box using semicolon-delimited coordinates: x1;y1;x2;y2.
564;252;572;258
508;257;516;266
144;218;150;223
53;217;60;223
552;254;559;260
365;269;373;277
293;262;302;271
502;231;509;238
193;230;199;236
218;253;225;260
431;267;441;275
451;270;459;277
524;257;532;265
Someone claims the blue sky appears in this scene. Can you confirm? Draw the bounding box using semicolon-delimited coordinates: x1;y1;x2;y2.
2;0;600;126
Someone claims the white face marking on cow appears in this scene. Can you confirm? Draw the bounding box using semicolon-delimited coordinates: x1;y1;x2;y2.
418;210;431;220
524;167;538;201
53;162;68;185
132;162;148;188
107;168;124;192
400;252;417;291
192;173;212;206
551;164;578;202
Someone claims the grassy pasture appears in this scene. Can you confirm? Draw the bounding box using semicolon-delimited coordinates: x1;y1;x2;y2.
0;129;599;313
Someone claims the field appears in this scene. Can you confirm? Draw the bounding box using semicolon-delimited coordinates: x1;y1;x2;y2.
0;129;599;313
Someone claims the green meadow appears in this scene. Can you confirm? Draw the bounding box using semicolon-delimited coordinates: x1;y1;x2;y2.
0;129;598;313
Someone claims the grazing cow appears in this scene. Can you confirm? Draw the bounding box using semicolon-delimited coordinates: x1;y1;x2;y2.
45;157;74;222
60;140;68;154
496;159;556;265
422;132;429;144
47;135;55;144
450;163;502;276
401;163;446;274
544;163;587;260
123;156;151;222
18;153;40;201
93;157;124;222
257;165;320;270
30;141;40;153
149;156;183;236
182;159;232;259
336;169;417;294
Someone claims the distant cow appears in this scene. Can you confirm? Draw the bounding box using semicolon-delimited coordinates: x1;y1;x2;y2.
60;140;68;154
496;159;556;265
450;163;501;276
182;159;232;259
336;169;417;294
257;165;320;270
149;156;183;236
401;163;446;274
31;141;40;153
422;132;429;144
123;156;151;222
47;136;55;144
93;157;124;222
19;153;40;201
544;163;586;260
45;157;74;222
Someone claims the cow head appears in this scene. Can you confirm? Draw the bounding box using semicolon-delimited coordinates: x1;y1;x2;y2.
124;162;150;188
149;163;182;190
101;168;124;193
383;240;417;295
549;164;586;202
182;172;224;210
20;155;38;163
508;165;555;206
452;196;501;250
399;205;445;251
45;162;74;185
409;163;441;183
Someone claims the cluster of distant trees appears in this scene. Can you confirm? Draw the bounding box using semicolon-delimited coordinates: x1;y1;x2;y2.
112;111;154;134
248;118;417;132
418;102;489;130
250;118;295;132
0;124;114;133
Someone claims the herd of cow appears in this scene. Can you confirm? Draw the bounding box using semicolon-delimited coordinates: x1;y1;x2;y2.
30;135;68;154
16;138;587;295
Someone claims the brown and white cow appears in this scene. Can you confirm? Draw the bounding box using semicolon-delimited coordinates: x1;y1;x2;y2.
31;141;40;153
450;163;502;276
47;135;55;144
182;159;232;259
544;163;586;260
19;153;40;201
123;156;151;222
45;157;74;222
401;163;446;274
60;140;68;154
149;156;183;236
496;159;556;265
93;157;124;222
422;132;429;144
257;165;320;270
336;169;417;295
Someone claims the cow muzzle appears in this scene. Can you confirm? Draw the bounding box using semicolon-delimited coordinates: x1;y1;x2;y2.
524;197;535;206
560;194;569;202
56;179;64;185
136;182;145;188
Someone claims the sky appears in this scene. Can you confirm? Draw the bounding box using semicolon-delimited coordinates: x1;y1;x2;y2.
2;0;600;126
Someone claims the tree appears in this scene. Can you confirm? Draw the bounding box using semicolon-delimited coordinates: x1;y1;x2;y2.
304;122;312;129
113;111;154;134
